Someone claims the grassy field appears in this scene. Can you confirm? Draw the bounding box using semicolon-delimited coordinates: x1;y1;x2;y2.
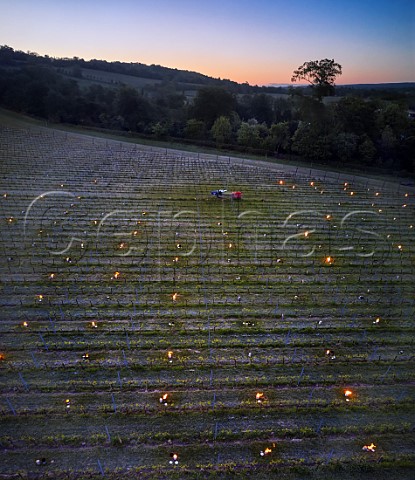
0;112;414;479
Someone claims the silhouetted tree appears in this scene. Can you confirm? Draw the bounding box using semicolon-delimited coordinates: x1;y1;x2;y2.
291;59;342;99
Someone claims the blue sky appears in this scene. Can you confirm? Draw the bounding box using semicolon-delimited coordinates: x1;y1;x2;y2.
0;0;414;85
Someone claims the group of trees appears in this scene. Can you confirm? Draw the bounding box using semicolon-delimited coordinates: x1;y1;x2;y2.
0;46;414;173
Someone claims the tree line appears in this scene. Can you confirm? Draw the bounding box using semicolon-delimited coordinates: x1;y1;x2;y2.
0;46;414;174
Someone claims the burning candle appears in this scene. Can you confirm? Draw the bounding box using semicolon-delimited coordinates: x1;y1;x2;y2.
172;293;178;302
256;392;264;403
344;389;353;401
362;443;376;452
91;321;98;328
169;453;179;465
159;393;169;405
112;271;121;279
168;351;173;362
260;447;272;456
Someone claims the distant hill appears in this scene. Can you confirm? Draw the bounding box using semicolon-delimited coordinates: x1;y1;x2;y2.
339;82;415;89
0;45;278;94
2;45;415;97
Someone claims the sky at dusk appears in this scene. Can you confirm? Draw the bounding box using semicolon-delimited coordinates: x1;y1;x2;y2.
1;0;414;86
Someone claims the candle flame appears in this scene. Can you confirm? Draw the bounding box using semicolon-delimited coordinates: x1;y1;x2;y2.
344;389;352;401
160;393;169;404
362;443;376;452
256;392;264;402
169;452;179;464
260;447;272;456
172;292;178;301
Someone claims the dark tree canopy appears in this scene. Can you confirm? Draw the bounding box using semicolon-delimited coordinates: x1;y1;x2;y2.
291;59;342;99
191;87;236;127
